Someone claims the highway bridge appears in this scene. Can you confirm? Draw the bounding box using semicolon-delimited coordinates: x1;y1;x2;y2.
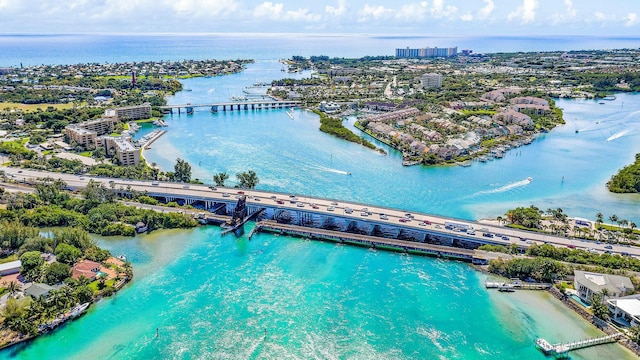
159;100;301;114
2;167;638;258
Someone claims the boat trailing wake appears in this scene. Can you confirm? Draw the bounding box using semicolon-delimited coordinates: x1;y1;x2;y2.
607;129;632;142
467;177;532;198
310;164;351;175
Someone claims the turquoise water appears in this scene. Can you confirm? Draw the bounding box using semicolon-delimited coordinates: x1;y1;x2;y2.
4;226;633;359
1;35;639;359
143;60;640;224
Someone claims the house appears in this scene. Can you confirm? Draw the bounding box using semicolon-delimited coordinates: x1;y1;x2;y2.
72;259;103;281
574;270;634;303
0;260;21;276
24;283;59;298
607;294;640;327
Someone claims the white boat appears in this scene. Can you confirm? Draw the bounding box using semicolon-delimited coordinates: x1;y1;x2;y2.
526;177;533;183
70;302;91;318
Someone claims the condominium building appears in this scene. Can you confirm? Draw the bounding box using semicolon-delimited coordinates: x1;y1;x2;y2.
95;136;140;166
65;117;116;146
396;47;457;58
111;103;152;121
421;73;443;89
65;126;97;147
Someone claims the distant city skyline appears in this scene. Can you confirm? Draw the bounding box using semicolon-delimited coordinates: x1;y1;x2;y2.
0;0;638;36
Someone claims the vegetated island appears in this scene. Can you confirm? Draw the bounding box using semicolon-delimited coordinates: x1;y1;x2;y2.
0;178;198;349
608;153;640;193
273;49;640;166
313;109;384;153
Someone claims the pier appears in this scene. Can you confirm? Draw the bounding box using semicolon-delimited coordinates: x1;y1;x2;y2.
159;100;301;114
251;220;478;261
535;333;623;358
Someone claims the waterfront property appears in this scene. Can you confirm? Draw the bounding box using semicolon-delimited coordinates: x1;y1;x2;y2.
574;270;634;303
608;294;640;327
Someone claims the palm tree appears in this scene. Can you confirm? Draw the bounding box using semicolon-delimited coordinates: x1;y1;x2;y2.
213;172;229;187
5;281;19;298
609;214;619;226
595;212;603;227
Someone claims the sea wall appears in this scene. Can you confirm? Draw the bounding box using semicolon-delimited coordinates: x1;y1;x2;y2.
548;286;640;356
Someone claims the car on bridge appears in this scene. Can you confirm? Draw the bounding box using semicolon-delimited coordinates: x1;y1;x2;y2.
327;206;335;211
379;214;388;220
276;199;285;204
222;193;230;197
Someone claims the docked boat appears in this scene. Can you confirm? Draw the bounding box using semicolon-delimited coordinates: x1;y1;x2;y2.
498;284;516;292
70;302;91;318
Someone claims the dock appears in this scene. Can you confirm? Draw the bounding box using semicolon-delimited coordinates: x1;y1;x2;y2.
160;100;301;114
535;333;623;358
485;281;551;291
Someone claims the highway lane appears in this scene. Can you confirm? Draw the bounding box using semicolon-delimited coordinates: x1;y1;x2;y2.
2;166;639;257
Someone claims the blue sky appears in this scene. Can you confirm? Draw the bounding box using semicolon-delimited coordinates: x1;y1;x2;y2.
1;0;638;36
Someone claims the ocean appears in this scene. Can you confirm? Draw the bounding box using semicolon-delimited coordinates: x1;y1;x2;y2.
1;34;639;359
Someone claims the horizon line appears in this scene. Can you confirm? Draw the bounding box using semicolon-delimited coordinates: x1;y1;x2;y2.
1;32;639;39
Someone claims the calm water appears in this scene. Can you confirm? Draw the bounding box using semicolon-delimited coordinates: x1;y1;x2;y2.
1;35;639;359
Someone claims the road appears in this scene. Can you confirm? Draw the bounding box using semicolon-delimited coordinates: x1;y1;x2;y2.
2;166;639;257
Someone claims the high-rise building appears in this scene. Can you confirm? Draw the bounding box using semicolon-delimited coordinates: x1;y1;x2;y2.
395;47;458;59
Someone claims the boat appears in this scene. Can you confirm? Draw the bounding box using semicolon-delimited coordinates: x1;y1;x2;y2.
477;156;487;163
498;284;516;292
70;302;91;318
526;177;533;183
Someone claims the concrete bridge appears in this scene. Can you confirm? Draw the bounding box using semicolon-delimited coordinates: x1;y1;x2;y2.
160;100;301;115
4;167;639;259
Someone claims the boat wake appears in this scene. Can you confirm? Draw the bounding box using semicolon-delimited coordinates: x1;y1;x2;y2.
607;129;632;142
310;165;351;175
468;177;532;198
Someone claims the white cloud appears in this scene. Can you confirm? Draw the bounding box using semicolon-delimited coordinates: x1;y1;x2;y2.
508;0;538;24
326;0;346;16
358;5;393;22
460;13;473;22
477;0;494;19
254;2;284;19
430;0;457;19
286;8;321;22
625;13;638;27
169;0;238;16
551;0;577;24
396;2;429;20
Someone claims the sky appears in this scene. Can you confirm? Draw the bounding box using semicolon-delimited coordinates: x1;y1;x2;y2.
0;0;639;36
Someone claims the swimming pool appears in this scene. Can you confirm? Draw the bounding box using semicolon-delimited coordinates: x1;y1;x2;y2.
569;294;591;308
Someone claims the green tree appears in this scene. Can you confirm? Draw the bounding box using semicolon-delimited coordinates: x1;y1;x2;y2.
20;251;44;276
55;243;82;265
213;172;229;187
590;293;609;321
595;212;603;227
173;158;192;183
236;170;259;189
42;262;71;285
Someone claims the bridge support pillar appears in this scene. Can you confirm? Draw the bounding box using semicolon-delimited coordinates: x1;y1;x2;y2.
211;106;217;113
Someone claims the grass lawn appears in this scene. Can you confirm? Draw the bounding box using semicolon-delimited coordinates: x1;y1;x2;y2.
0;254;18;264
78;151;93;157
0;102;76;112
134;118;156;124
88;278;116;293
